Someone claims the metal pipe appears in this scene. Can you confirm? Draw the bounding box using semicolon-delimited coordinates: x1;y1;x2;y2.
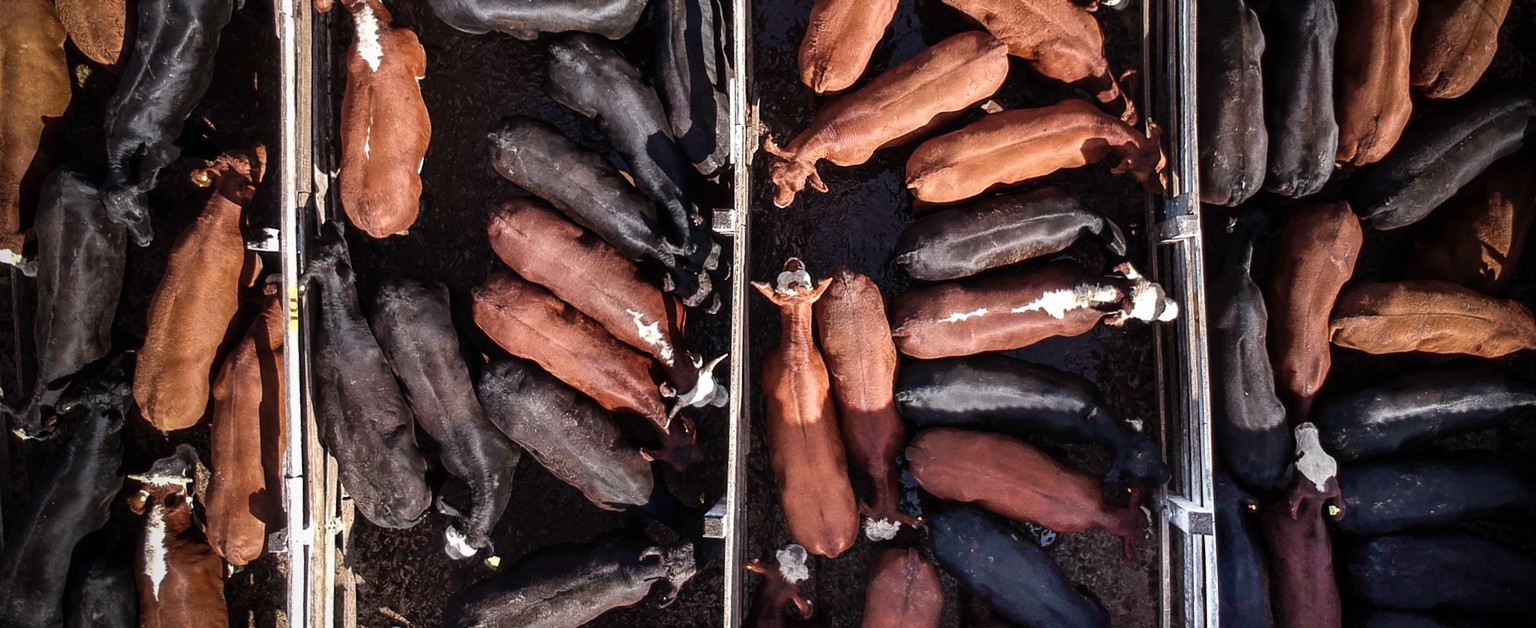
276;0;311;625
723;0;753;624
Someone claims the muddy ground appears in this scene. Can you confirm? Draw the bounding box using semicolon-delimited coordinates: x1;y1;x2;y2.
2;1;287;626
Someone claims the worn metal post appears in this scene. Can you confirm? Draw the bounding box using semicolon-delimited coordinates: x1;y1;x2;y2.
276;0;312;625
722;0;754;624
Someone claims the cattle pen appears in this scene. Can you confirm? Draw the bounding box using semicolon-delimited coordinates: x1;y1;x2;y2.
9;0;1535;626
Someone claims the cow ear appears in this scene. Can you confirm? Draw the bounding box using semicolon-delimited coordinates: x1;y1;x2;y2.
127;490;149;515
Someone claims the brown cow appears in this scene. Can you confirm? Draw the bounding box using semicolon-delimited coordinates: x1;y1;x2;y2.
129;446;229;628
1408;155;1534;293
907;99;1166;204
942;0;1138;124
135;146;266;433
1330;280;1536;358
0;0;71;274
1411;0;1511;99
907;428;1145;559
1335;0;1417;166
206;292;285;568
1262;423;1344;628
799;0;899;94
486;198;725;410
890;261;1176;359
744;545;815;628
766;31;1009;207
813;267;919;540
55;0;135;70
754;259;859;558
472;269;698;469
861;548;943;628
1267;202;1362;422
323;0;430;238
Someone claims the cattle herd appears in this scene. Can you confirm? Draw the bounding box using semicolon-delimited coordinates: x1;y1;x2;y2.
0;0;1533;626
1201;0;1536;627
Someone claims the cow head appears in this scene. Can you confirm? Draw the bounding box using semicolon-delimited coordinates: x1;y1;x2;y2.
641;541;697;608
763;136;827;208
127;445;200;515
192;145;267;207
303;222;354;285
752;258;832;308
641;415;702;471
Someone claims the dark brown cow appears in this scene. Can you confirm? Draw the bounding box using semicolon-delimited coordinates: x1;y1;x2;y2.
907;100;1166;204
754;259;859;558
744;545;815;628
486;198;725;410
1262;423;1344;628
0;0;71;274
206;292;285;568
1267;201;1361;422
472;269;697;469
890;261;1176;359
798;0;899;94
1408;155;1534;293
941;0;1138;124
1330;280;1536;358
766;32;1009;207
813;268;919;540
1335;0;1417;166
322;0;430;238
56;0;135;70
861;548;943;628
1411;0;1511;99
135;146;266;433
907;428;1144;559
129;446;228;628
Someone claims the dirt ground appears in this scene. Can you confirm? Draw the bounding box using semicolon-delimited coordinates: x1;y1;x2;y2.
2;0;287;626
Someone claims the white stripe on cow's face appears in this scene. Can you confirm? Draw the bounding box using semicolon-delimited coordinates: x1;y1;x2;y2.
145;504;170;600
354;3;384;72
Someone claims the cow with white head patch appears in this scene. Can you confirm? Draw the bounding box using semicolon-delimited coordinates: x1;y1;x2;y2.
128;445;228;628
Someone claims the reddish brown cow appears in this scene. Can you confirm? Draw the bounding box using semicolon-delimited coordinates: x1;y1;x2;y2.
813;268;919;540
942;0;1138;124
890;261;1176;359
322;0;430;238
754;259;859;558
129;446;228;628
907;99;1165;204
206;293;286;568
1408;155;1534;293
861;548;943;628
486;198;724;410
907;428;1144;559
1262;423;1344;628
798;0;899;94
1267;202;1362;422
1330;280;1536;358
0;0;71;273
472;269;697;469
1411;0;1511;99
766;32;1009;207
1335;0;1417;166
55;0;135;70
135;146;266;433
